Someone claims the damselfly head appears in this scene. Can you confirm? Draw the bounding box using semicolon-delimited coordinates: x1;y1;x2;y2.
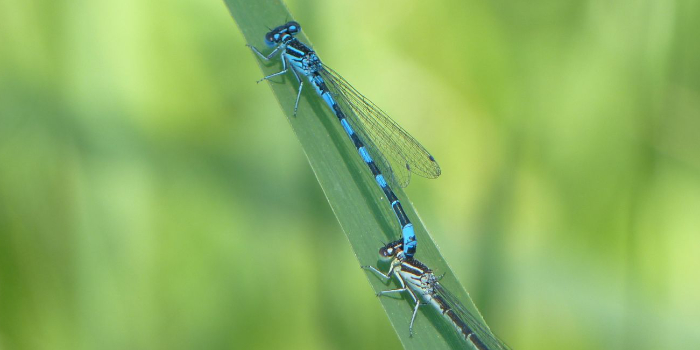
264;21;302;47
379;239;404;259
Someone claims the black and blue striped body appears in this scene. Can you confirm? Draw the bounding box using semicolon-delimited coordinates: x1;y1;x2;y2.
251;22;417;258
285;37;417;258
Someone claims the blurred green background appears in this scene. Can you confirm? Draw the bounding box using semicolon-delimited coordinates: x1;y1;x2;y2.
1;0;699;349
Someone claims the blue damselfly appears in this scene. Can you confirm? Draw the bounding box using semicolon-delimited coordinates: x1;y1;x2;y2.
249;21;440;258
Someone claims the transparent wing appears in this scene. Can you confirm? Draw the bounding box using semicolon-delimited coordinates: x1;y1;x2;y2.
320;66;407;188
319;64;441;188
434;283;512;350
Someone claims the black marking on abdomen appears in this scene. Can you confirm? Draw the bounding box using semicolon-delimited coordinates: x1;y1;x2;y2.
322;86;416;255
437;302;487;350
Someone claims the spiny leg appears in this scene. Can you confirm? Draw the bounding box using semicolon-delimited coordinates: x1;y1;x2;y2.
390;273;421;337
249;44;290;84
407;290;421;337
376;287;408;297
248;43;304;116
256;69;289;83
375;275;421;337
290;64;303;116
363;265;405;295
248;43;284;61
255;52;289;83
362;265;392;281
293;81;304;116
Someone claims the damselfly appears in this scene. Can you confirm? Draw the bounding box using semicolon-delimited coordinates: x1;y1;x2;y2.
363;240;512;350
249;21;440;258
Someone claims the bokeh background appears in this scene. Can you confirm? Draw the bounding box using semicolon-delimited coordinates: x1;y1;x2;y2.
1;0;699;349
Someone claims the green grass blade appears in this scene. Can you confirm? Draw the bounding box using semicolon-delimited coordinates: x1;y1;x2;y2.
224;1;499;348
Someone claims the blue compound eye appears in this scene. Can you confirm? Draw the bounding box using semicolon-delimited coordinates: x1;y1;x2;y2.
265;33;281;47
379;244;395;259
264;33;276;46
287;21;301;34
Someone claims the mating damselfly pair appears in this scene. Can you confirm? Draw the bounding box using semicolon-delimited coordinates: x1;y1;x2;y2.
248;21;510;349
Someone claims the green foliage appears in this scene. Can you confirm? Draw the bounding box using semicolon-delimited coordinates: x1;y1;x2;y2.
2;0;699;349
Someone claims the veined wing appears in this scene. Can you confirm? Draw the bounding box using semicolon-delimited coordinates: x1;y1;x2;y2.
320;64;441;188
319;65;408;188
434;282;512;350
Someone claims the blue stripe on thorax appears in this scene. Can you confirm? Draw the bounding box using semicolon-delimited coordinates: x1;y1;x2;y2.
286;45;305;57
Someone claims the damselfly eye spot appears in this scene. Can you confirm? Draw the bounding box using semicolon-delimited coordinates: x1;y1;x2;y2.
286;21;301;33
264;33;276;46
379;246;392;258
